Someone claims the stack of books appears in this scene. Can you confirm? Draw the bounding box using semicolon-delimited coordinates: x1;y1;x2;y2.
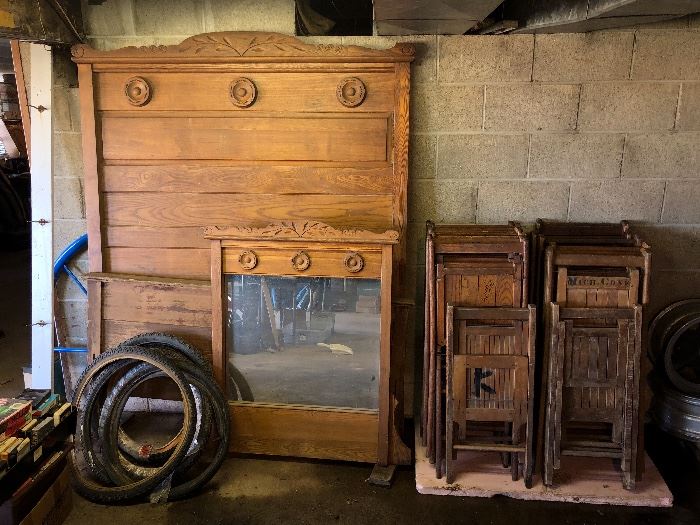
0;390;72;477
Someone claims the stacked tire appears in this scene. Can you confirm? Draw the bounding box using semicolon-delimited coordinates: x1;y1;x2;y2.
648;301;700;443
70;333;230;503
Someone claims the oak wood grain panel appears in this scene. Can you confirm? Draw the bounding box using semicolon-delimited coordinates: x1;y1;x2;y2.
101;164;394;195
95;72;395;113
105;226;210;248
210;239;225;387
222;246;381;278
101;116;389;162
102;319;212;359
105;247;210;279
77;64;103;272
104;192;393;228
228;402;378;462
101;279;212;327
87;279;102;361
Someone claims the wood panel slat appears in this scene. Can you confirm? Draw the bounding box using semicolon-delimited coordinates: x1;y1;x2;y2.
222;246;382;278
102;319;212;359
105;247;211;279
95;72;395;113
100;279;212;327
228;402;378;462
102;164;394;194
104;192;393;228
105;226;210;248
101;116;389;162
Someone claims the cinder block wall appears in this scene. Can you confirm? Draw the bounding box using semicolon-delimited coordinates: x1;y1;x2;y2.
52;1;700;363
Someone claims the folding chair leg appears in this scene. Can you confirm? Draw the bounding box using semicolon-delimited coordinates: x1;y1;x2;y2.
501;423;512;468
511;423;521;482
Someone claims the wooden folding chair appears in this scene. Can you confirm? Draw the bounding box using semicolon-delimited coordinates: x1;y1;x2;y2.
543;304;642;489
423;222;528;465
444;304;536;487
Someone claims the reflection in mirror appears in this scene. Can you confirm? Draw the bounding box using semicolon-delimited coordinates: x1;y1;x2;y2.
226;275;381;409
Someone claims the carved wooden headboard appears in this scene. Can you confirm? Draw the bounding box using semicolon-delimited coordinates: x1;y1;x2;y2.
72;32;413;358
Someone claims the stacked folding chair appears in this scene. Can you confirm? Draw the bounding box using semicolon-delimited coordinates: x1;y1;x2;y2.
422;221;535;486
535;220;651;489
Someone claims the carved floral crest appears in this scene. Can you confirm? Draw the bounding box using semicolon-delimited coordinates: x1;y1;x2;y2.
204;221;399;244
72;32;415;63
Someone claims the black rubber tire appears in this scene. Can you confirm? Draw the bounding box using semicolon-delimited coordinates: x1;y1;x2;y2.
97;365;205;486
228;362;255;402
116;333;212;374
70;346;197;504
113;333;215;465
75;360;139;484
119;331;254;402
97;350;213;482
101;349;229;501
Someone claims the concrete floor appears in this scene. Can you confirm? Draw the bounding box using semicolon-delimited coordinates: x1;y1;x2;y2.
3;248;700;524
64;426;700;525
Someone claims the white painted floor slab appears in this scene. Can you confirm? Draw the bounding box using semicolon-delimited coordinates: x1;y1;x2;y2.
415;435;673;507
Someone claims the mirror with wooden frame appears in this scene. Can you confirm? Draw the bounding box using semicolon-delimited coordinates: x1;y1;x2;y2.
206;222;399;465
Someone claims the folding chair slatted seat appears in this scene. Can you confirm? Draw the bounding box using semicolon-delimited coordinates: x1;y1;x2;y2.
542;241;648;490
444;305;536;487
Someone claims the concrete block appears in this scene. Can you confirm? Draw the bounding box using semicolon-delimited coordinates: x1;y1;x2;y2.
648;270;700;319
622;133;700;179
409;179;477;223
529;133;624;179
53;218;87;258
412;85;483;132
342;36;436;83
55;300;88;344
633;225;700;270
53;88;80;132
405;222;427;268
569;180;664;222
409;135;436;179
54;132;84;179
533;32;633;81
677;83;700;130
476;181;569;223
204;0;295;34
438;35;533;82
84;0;135;36
437;135;528;180
133;0;204;35
68;89;81;132
662;181;700;223
54;177;85;220
52;50;77;89
484;84;579;131
632;30;700;80
53;88;72;132
578;82;679;131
